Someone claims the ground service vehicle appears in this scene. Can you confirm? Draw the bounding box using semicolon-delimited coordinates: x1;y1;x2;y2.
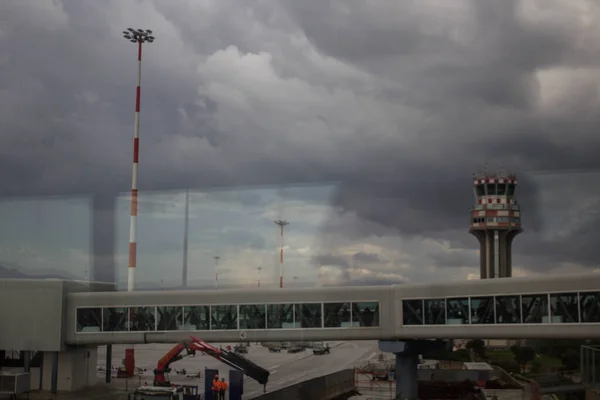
267;344;281;353
130;384;200;400
152;335;270;390
313;343;331;355
287;344;305;354
234;344;248;354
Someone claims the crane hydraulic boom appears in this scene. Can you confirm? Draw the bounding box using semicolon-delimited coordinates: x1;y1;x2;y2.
153;336;270;389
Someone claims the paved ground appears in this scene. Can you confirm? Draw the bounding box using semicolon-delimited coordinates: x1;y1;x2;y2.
94;341;379;399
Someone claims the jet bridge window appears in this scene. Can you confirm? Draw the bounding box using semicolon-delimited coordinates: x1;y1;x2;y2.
446;298;469;325
294;303;322;328
129;307;156;331
266;304;294;329
521;294;548;324
495;296;521;324
76;308;102;332
352;302;380;327
182;306;210;330
550;293;579;323
157;306;184;331
323;302;351;328
402;300;424;325
211;305;238;330
424;299;446;325
239;304;267;330
580;292;600;323
102;307;127;332
470;297;495;324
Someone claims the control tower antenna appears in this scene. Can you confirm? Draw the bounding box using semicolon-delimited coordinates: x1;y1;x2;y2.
274;220;289;288
469;169;523;279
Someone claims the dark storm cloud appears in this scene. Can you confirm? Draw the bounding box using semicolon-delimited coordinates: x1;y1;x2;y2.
311;254;349;268
1;0;600;281
353;252;387;265
221;229;266;250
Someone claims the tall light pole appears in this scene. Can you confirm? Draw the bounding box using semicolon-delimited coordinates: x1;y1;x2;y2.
121;27;155;380
182;190;189;288
122;28;155;293
274;220;289;288
257;267;262;288
214;256;220;289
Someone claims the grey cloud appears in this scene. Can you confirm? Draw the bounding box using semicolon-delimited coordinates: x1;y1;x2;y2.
221;229;266;250
311;254;349;268
352;252;387;265
1;0;600;283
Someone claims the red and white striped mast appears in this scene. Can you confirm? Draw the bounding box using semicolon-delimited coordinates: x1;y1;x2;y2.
274;220;289;288
122;28;155;292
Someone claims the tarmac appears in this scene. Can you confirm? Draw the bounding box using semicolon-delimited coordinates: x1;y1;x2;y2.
24;341;381;399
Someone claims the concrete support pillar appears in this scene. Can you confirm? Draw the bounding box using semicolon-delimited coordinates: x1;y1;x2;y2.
105;345;112;383
51;351;58;394
395;352;418;400
22;351;30;373
379;339;447;400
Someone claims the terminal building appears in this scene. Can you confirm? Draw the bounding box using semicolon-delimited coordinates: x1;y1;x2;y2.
469;171;522;279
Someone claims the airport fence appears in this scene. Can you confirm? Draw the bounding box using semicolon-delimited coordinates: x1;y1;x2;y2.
250;368;356;400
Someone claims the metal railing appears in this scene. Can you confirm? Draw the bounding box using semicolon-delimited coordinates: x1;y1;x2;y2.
582;345;600;387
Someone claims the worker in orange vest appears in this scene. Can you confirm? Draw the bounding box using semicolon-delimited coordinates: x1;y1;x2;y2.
212;374;222;399
219;377;228;400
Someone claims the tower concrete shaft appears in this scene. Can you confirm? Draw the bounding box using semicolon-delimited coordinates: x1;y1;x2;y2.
469;171;522;279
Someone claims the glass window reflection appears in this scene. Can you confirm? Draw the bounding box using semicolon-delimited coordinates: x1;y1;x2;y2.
211;305;238;330
424;299;446;325
323;302;351;328
446;298;469;325
295;304;322;328
522;294;548;323
102;308;127;332
76;308;102;332
157;306;183;331
239;304;266;330
550;293;579;323
495;296;521;324
402;300;424;325
470;297;494;324
352;302;380;327
580;292;600;323
183;306;210;330
129;307;156;331
266;304;294;329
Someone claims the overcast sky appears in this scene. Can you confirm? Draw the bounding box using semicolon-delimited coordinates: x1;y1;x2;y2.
1;0;599;289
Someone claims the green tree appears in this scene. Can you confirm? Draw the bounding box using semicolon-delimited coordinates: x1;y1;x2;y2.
510;345;536;373
466;339;486;360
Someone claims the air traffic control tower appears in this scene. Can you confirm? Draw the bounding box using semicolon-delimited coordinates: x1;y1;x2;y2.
469;171;522;279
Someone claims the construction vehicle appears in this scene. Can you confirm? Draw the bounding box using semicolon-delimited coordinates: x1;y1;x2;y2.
129;384;200;400
313;342;331;355
152;336;269;390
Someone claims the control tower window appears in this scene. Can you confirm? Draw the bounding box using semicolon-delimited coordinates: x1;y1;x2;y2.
486;184;497;195
507;184;515;196
497;184;507;196
476;184;485;196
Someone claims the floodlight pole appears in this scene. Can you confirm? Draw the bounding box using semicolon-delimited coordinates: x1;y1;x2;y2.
121;27;155;380
214;256;220;289
274;220;289;288
122;27;155;293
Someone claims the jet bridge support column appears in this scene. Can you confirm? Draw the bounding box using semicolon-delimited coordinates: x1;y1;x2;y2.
379;340;447;400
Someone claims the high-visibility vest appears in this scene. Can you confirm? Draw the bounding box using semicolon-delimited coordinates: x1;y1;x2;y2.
212;380;222;391
221;381;228;391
